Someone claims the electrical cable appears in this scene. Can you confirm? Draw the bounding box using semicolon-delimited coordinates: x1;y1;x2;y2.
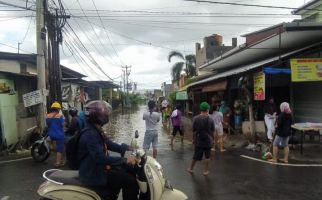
183;0;322;12
63;33;108;80
0;41;35;54
63;22;113;80
75;0;120;67
73;17;193;53
90;0;125;66
0;0;35;11
19;13;34;45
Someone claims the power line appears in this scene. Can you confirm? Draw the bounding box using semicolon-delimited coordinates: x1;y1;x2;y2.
183;0;322;11
75;0;120;67
63;22;113;80
19;13;34;44
71;14;298;18
0;41;35;54
63;31;110;80
96;18;274;30
0;0;35;11
73;17;193;53
90;0;125;66
62;9;297;16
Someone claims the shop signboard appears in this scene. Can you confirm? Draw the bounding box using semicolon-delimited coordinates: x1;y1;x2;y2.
176;91;188;100
22;90;43;107
291;58;322;82
253;71;265;101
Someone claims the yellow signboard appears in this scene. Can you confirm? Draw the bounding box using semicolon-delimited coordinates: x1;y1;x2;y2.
291;58;322;82
253;71;265;101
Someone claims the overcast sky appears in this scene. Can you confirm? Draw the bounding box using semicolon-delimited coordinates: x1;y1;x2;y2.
0;0;307;89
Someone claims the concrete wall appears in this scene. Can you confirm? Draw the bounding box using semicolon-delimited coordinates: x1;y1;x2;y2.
0;60;20;73
196;34;236;69
0;60;37;74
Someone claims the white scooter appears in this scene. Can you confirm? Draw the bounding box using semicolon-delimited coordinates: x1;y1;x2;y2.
37;131;188;200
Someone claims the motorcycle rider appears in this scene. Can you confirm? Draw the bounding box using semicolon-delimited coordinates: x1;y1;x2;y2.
77;100;139;200
46;102;65;167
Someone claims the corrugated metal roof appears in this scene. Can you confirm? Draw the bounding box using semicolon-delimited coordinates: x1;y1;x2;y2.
189;42;322;89
292;0;321;15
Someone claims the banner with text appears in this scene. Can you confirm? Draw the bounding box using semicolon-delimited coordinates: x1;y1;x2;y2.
291;58;322;82
253;71;265;101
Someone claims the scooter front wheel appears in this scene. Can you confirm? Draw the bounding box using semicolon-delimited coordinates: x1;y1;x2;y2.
31;143;50;162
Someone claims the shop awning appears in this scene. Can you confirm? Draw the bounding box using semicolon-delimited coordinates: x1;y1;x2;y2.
188;42;321;89
200;22;322;72
202;81;227;92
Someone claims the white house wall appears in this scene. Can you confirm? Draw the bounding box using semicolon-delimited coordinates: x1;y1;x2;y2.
0;60;20;73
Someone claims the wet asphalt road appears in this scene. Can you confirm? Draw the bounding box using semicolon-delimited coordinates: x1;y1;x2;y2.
1;105;322;200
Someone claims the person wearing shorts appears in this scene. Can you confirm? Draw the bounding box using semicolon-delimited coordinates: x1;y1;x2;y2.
271;102;293;163
170;104;183;146
143;100;160;158
46;102;65;167
210;105;226;152
187;102;214;176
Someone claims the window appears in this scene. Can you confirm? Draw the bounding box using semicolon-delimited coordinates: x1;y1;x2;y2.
20;63;27;73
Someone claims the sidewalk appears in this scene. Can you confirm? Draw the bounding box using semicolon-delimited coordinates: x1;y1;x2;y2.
180;116;322;164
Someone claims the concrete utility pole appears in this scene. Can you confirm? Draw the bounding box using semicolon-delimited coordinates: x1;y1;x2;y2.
36;0;46;132
122;65;131;107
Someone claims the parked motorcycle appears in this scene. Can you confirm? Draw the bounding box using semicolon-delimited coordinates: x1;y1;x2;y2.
31;130;50;162
37;131;188;200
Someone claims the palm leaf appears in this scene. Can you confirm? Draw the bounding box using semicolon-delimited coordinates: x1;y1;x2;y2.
171;62;184;81
168;51;184;62
185;54;196;65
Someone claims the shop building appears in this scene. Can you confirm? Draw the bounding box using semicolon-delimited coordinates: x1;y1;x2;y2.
186;22;322;134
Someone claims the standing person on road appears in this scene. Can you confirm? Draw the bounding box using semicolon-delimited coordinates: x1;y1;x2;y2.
264;97;277;142
170;104;184;146
162;105;171;129
187;102;214;176
143;100;161;158
210;105;226;152
271;102;293;164
46;102;65;167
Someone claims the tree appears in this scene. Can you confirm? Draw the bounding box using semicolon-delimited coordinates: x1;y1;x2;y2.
168;51;197;82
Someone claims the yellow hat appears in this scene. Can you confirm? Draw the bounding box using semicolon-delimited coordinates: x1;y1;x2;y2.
51;102;61;109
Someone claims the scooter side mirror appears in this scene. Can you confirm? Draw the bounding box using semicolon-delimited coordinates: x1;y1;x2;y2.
135;130;139;138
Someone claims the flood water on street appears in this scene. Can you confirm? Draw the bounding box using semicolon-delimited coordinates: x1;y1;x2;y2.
104;105;172;151
1;105;322;200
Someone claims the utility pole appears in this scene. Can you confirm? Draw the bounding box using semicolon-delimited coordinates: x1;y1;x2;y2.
122;65;131;107
36;0;46;132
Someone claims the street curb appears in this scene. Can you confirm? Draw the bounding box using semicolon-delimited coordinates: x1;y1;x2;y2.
240;155;322;167
0;150;31;162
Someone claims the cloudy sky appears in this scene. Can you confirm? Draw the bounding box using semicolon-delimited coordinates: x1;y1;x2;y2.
0;0;307;89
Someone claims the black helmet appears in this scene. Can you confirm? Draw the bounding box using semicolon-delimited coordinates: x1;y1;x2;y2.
85;100;112;126
69;107;78;117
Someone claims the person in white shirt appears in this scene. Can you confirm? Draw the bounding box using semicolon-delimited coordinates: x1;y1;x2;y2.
143;100;161;158
209;105;226;152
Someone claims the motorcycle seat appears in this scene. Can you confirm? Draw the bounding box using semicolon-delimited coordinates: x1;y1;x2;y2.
48;170;84;186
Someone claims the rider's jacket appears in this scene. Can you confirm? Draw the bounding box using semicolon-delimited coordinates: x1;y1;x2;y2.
78;123;128;186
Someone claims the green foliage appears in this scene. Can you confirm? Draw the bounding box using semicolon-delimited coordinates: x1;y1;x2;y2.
169;91;177;105
185;78;195;85
128;93;141;106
